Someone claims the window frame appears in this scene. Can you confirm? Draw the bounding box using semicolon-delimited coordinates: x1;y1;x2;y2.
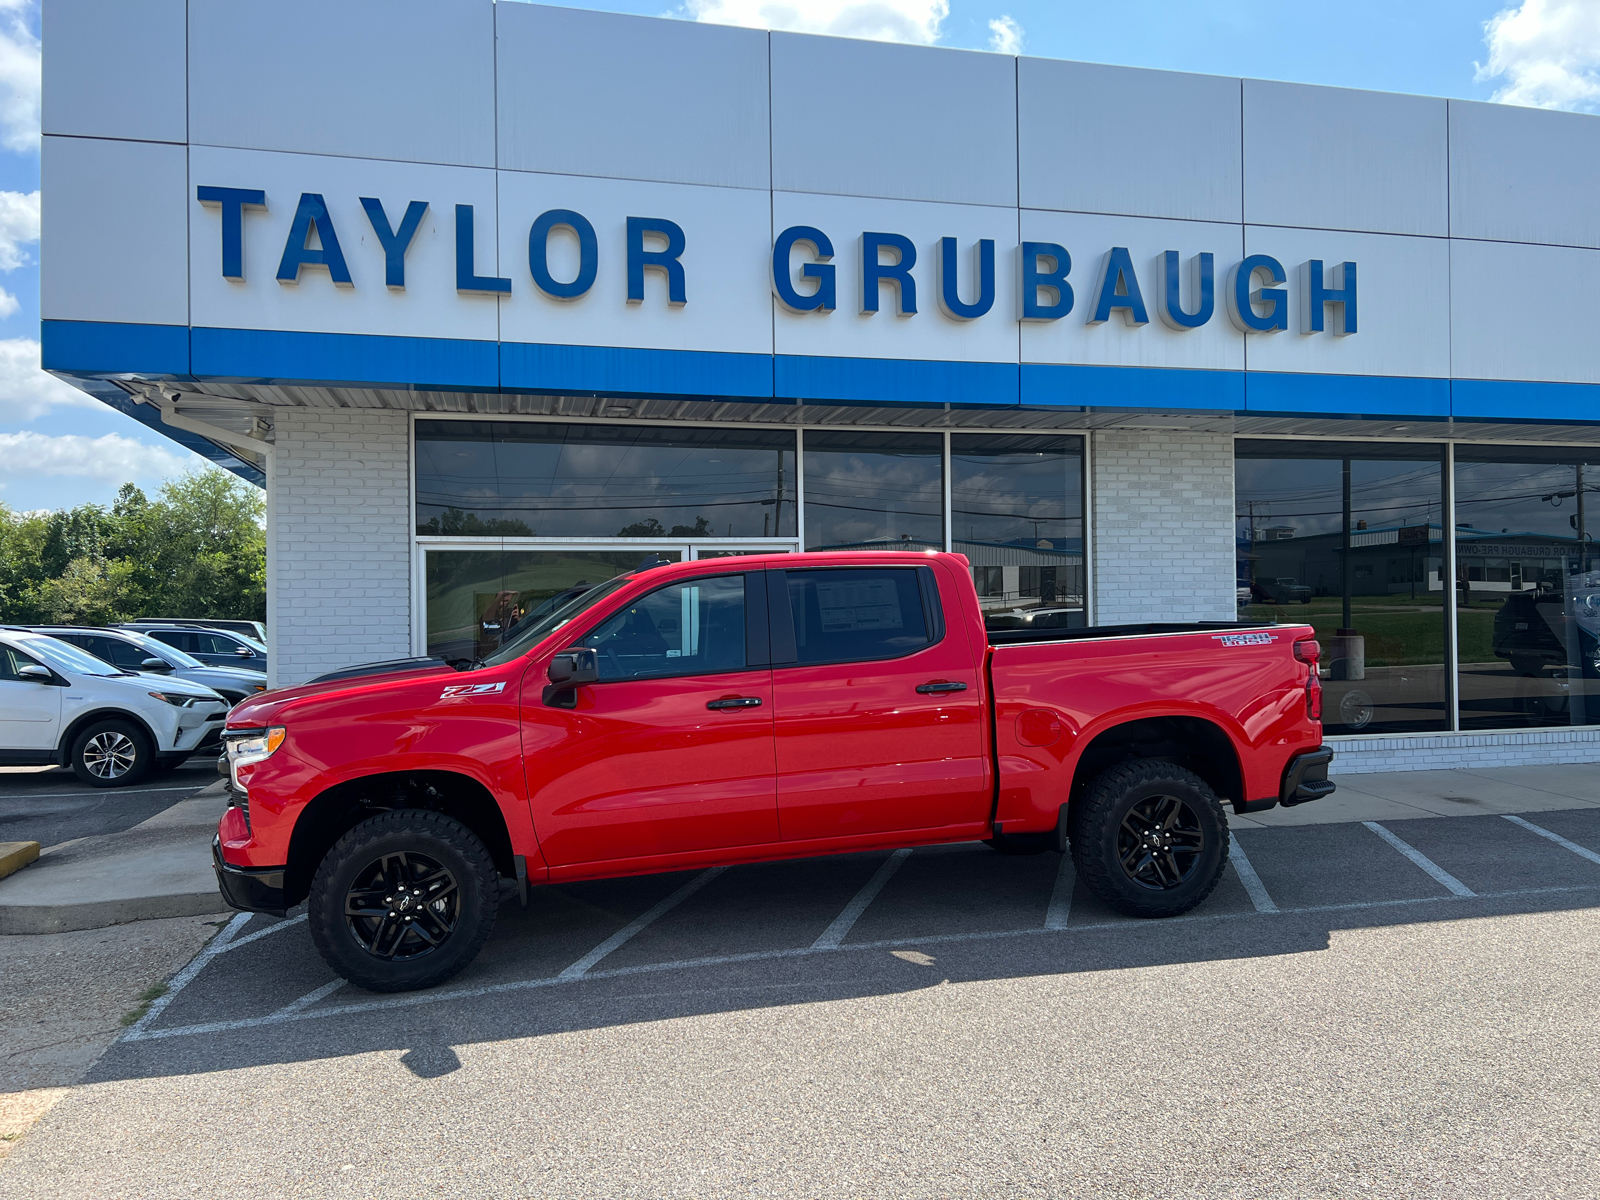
767;565;946;670
569;569;766;684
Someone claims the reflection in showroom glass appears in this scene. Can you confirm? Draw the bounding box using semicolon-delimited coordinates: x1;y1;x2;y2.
1235;441;1448;735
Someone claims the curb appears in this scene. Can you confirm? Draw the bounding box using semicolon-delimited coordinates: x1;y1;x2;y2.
0;890;230;936
0;841;40;882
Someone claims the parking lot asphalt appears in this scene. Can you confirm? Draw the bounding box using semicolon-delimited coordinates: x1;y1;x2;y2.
0;761;217;849
3;804;1599;1198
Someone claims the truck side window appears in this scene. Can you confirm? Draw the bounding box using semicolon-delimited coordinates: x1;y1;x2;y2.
588;574;748;681
784;568;932;665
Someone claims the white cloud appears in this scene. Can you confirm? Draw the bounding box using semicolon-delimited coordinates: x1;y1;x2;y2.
0;285;16;317
684;0;948;45
0;337;100;419
0;188;38;270
1477;0;1600;111
0;429;193;488
0;0;39;153
987;14;1022;55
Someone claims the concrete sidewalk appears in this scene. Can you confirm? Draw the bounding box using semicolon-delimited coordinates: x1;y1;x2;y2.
1235;762;1600;828
0;782;230;935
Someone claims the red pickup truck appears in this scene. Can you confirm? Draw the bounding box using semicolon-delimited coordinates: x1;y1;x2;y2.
215;552;1333;992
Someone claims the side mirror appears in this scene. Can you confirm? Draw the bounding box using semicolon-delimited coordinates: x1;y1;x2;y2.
234;647;255;658
141;657;173;673
543;648;598;708
17;664;52;682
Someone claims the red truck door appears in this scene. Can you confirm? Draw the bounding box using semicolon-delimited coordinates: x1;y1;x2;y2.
522;570;779;867
767;564;990;841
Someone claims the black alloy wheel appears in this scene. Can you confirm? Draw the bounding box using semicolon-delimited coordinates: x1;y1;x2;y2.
308;809;499;993
1116;794;1205;890
344;850;461;962
1071;758;1229;918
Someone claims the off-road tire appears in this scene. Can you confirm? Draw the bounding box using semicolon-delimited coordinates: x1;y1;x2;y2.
68;719;153;788
1071;758;1229;918
308;810;499;993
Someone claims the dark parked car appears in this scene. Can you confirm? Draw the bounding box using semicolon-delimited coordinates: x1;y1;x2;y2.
1493;588;1600;677
125;617;267;644
29;626;270;707
124;624;269;676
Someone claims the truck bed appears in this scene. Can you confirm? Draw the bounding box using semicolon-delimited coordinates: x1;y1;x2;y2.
986;620;1280;647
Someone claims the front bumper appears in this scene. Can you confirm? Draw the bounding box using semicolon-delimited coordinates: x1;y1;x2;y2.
1280;746;1336;807
212;837;288;917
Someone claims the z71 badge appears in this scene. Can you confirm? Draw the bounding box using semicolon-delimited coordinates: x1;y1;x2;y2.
1212;632;1276;647
439;681;507;699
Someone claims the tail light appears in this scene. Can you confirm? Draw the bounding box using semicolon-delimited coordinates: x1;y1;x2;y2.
1293;639;1321;665
1306;673;1322;722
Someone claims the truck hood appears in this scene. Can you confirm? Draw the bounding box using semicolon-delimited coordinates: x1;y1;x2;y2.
226;657;458;727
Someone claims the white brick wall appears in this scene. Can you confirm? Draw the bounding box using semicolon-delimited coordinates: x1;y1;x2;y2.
270;409;412;686
1091;429;1236;624
1330;728;1600;773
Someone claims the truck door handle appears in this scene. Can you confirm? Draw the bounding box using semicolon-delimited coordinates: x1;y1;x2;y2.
707;696;762;710
916;680;968;694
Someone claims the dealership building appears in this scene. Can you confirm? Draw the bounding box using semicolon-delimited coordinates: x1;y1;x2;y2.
39;0;1600;772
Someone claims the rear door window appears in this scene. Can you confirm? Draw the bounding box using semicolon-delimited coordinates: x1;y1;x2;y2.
781;568;936;665
150;630;195;653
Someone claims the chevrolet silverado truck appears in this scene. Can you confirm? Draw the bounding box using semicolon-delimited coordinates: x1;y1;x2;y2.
215;552;1333;992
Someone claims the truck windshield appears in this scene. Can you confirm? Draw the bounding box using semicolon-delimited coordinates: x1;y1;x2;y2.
480;577;632;668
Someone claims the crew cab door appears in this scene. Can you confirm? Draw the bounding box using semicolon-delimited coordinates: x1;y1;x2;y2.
768;564;990;841
522;571;778;867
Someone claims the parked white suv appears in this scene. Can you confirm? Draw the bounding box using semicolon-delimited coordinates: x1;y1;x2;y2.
0;629;228;787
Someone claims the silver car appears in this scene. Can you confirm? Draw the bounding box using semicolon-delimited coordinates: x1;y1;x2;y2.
28;627;270;707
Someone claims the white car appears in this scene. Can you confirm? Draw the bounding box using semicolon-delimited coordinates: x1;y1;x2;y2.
0;629;229;787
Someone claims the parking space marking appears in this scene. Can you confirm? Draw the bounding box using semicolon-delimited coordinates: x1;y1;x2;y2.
557;866;729;981
1362;822;1476;897
122;911;251;1041
0;785;205;801
812;848;913;949
219;913;307;953
1502;814;1600;867
275;979;345;1016
120;878;1600;1046
1228;834;1279;914
1043;855;1074;930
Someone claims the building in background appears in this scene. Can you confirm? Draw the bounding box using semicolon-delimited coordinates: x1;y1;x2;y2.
39;0;1600;771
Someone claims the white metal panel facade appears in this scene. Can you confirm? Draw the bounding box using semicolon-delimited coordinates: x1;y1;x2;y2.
1449;99;1600;249
41;136;189;325
1018;60;1242;224
496;4;771;190
41;0;186;143
1450;238;1600;384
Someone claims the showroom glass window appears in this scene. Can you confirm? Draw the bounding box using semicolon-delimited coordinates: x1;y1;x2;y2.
1454;448;1600;731
951;434;1085;629
1235;441;1448;735
803;431;943;551
415;421;797;539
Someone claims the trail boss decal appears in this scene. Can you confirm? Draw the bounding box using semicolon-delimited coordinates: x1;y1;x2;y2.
439;681;507;699
1212;632;1277;647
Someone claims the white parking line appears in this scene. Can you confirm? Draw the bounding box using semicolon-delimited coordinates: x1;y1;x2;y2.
275;979;345;1015
1502;814;1600;866
1043;855;1074;930
812;848;912;949
121;878;1600;1045
0;785;205;801
1228;834;1279;914
557;866;729;981
1362;822;1476;897
122;911;251;1040
220;913;308;953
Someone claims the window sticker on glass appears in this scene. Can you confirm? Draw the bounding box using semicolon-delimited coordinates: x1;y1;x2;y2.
814;578;905;632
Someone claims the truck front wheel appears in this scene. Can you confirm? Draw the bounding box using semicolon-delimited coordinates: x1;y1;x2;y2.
1071;759;1229;918
308;810;499;993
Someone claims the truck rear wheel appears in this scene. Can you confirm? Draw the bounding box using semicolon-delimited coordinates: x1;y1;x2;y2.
1071;759;1228;918
308;810;499;993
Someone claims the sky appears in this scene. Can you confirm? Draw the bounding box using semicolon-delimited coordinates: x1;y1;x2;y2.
2;0;1598;513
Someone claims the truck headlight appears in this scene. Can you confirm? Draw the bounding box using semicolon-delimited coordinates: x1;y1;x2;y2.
225;726;286;790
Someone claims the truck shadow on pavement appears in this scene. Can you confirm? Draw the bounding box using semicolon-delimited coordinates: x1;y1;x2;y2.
89;807;1600;1084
